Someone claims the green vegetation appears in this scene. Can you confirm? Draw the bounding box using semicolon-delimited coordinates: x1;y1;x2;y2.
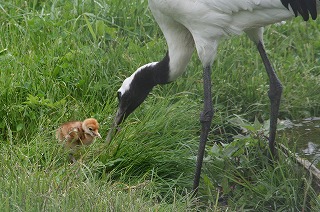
1;0;320;211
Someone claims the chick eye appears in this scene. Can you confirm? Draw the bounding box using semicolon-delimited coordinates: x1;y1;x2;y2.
88;127;93;131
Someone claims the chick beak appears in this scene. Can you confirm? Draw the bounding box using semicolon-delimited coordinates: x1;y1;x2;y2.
95;132;102;139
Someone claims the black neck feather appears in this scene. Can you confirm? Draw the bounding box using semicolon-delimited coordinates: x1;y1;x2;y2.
153;52;170;85
131;52;170;93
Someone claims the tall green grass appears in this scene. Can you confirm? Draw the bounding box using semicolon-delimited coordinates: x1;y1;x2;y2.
1;0;320;210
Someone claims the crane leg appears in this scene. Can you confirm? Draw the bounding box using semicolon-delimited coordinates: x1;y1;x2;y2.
193;65;214;193
257;41;283;158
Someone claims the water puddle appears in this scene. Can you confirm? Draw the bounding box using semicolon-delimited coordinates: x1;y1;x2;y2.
279;117;320;168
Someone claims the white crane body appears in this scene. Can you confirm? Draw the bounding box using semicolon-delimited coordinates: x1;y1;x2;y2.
107;0;319;193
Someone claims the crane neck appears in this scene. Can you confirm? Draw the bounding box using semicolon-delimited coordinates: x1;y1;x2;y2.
153;52;170;85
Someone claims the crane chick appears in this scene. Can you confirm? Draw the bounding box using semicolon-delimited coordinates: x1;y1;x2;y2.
56;118;101;162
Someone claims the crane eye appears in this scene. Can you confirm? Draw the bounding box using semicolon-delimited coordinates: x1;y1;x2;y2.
88;127;93;131
117;91;121;101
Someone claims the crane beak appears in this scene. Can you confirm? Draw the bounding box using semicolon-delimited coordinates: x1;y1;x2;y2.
106;108;125;143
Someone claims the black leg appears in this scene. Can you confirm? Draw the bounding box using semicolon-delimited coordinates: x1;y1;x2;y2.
257;41;283;158
193;65;214;193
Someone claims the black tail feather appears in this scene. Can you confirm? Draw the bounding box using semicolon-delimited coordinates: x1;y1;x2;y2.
281;0;318;21
306;0;318;19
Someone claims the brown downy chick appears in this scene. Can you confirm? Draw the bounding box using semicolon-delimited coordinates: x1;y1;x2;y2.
56;118;101;162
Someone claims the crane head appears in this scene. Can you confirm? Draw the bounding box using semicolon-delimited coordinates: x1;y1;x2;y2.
106;63;157;143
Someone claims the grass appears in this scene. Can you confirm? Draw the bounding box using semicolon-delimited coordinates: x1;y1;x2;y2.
1;0;320;211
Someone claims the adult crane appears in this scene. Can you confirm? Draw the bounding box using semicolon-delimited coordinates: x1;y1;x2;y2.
106;0;319;193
